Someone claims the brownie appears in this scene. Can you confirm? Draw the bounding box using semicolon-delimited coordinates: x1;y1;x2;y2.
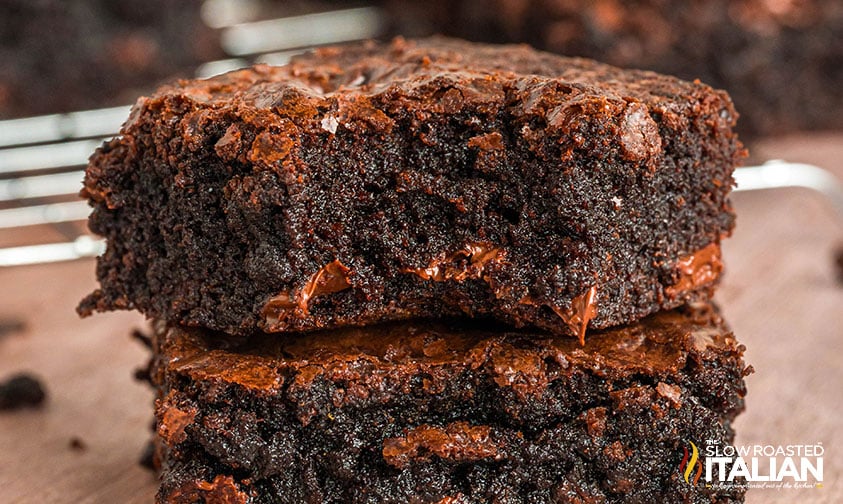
382;0;843;138
150;300;749;503
80;37;743;341
0;0;220;119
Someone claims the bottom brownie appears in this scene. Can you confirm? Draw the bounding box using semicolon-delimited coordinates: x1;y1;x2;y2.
150;302;750;503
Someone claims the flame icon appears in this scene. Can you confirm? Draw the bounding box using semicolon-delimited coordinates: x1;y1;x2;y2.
679;441;703;485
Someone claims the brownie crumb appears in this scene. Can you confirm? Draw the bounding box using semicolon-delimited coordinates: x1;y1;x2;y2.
834;246;843;284
0;373;46;410
134;366;151;383
132;328;154;384
69;437;87;452
139;441;157;471
131;328;152;349
0;318;26;341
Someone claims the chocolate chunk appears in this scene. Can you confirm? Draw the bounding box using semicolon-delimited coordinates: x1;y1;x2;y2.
665;243;724;299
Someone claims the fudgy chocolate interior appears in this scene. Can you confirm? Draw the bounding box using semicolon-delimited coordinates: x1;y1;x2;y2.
81;37;742;340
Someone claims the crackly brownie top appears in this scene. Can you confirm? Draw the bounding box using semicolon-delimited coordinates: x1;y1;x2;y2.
156;301;742;396
126;36;737;162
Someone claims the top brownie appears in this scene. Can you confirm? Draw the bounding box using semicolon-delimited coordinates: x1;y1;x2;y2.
80;37;743;340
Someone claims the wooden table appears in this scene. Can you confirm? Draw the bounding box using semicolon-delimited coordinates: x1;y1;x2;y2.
1;133;841;503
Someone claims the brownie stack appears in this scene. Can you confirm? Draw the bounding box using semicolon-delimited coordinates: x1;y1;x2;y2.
80;37;750;503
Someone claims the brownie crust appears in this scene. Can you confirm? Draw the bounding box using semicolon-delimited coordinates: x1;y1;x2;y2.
81;37;743;340
151;301;750;503
383;0;843;138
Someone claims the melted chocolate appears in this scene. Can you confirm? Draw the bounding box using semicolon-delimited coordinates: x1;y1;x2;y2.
382;422;500;468
520;286;599;345
160;302;737;398
262;260;352;329
665;243;723;298
403;243;504;282
548;286;598;346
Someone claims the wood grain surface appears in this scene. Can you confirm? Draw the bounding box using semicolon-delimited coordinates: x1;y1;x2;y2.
1;133;841;503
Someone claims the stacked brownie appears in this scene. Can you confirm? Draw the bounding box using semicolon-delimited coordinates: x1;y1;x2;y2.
80;37;751;503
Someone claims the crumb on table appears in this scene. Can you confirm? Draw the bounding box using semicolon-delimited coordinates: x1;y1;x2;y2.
0;373;47;411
